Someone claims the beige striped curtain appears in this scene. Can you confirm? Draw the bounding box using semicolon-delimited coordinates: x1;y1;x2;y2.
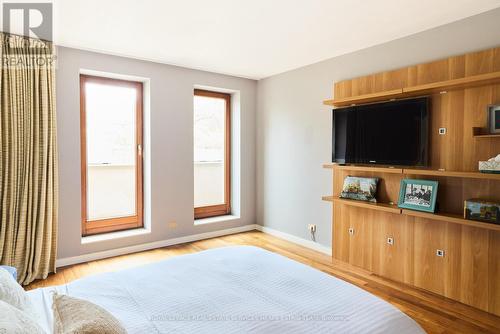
0;33;58;285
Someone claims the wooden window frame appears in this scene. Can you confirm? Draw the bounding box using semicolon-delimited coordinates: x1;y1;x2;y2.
80;74;144;236
194;89;231;219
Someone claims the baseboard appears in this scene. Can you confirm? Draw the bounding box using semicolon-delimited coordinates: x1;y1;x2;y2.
255;225;332;256
56;224;258;268
56;224;331;268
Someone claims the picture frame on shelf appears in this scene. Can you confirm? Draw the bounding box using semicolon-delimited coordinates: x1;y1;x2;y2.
464;199;500;225
488;104;500;134
398;179;438;213
339;176;379;203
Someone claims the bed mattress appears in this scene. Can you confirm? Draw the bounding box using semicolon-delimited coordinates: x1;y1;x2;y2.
28;246;424;333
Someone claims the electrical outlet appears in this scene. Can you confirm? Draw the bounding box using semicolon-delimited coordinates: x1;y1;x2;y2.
307;224;316;233
387;237;394;245
167;221;177;229
348;227;354;235
439;128;446;135
436;249;445;257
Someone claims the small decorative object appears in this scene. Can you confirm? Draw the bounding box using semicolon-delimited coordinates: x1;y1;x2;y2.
398;179;438;213
340;176;378;202
464;199;500;224
479;154;500;174
488;104;500;133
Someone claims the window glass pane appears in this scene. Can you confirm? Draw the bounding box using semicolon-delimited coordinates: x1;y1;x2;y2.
194;95;226;207
85;82;137;220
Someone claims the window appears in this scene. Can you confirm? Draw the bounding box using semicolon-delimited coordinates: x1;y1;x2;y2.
194;89;231;219
80;75;143;236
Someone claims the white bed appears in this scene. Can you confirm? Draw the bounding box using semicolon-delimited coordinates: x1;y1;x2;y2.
28;246;425;333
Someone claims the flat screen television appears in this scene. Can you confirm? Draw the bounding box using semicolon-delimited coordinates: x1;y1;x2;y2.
332;97;429;166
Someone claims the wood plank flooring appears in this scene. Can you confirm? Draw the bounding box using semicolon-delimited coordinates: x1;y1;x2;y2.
26;231;500;333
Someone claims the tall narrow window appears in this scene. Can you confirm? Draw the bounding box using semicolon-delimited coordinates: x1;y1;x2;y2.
80;75;143;236
194;89;231;219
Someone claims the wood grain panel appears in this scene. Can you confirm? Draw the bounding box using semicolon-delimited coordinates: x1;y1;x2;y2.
413;218;447;295
460;227;490;311
372;212;406;282
465;49;495;76
489;231;500;315
414;58;451;85
444;223;462;301
333;204;349;262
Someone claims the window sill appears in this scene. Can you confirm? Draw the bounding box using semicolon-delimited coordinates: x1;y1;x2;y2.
81;227;151;244
194;215;240;226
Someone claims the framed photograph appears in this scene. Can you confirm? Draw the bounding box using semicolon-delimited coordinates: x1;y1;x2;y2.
488;104;500;134
464;199;500;225
340;176;379;203
398;179;438;213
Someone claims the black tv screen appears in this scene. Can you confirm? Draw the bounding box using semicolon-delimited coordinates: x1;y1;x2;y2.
332;97;429;166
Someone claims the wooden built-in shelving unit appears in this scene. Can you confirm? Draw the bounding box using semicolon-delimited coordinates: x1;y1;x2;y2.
322;46;500;317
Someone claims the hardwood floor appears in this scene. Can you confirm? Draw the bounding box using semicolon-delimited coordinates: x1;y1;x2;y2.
26;231;500;333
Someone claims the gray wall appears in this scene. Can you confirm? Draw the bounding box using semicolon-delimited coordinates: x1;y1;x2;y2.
57;47;257;259
256;8;500;248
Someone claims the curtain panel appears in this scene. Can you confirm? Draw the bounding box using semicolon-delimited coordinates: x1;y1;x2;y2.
0;33;58;285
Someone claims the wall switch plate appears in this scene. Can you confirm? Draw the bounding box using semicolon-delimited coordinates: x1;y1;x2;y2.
387;237;394;245
348;227;354;235
439;128;446;135
436;249;445;257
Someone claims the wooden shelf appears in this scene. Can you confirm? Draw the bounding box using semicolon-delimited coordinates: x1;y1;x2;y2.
403;168;500;180
403;71;500;96
332;164;403;174
402;209;500;232
324;163;500;180
321;195;334;202
472;127;500;139
323;71;500;108
322;163;335;169
331;196;401;214
326;195;500;231
474;134;500;138
323;89;403;107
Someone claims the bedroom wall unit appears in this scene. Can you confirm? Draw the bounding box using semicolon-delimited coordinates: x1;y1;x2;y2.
323;47;500;316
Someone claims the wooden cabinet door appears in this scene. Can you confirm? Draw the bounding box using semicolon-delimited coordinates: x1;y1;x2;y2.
347;207;373;271
372;212;413;283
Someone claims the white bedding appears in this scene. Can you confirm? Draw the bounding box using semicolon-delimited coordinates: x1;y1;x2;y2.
28;246;424;333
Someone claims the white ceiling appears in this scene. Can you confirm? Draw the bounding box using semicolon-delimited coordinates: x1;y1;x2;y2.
51;0;500;79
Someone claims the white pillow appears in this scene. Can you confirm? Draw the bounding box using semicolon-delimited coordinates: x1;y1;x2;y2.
0;300;46;334
0;267;39;319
